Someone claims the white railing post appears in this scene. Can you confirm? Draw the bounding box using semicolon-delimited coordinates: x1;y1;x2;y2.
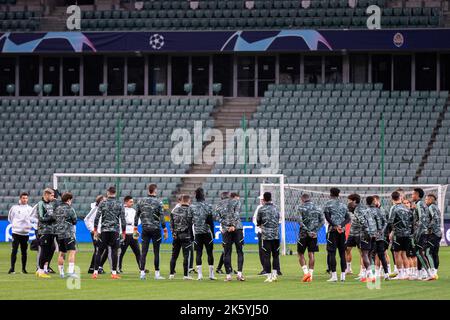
259;183;264;199
279;175;286;256
51;173;283;179
53;173;58;190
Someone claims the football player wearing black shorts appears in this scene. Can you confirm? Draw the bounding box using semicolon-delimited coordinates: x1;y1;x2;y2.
411;188;435;281
401;199;417;279
373;195;393;275
36;188;56;278
215;192;245;282
169;194;194;280
324;188;350;282
367;196;390;281
348;194;378;283
134;184;168;280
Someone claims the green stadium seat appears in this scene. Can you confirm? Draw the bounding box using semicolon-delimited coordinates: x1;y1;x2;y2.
71;84;80;95
88;20;97;29
429;16;440;26
98;19;107;29
94;11;102;19
399;16;409;27
15;12;24;20
106;19;115;29
222;10;232;18
186;9;195;19
8;20;18;29
80;19;89;29
32;84;41;96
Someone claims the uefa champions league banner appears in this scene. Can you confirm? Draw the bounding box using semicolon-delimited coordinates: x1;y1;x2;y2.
445;220;450;245
0;219;327;245
1;29;450;53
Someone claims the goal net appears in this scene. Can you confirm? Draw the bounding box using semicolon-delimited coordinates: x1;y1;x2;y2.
261;183;449;253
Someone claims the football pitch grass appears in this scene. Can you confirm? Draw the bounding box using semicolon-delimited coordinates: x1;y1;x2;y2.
0;243;449;300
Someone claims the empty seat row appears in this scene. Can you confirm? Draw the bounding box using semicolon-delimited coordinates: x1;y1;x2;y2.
71;0;439;30
265;89;448;99
134;0;387;10
0;19;39;30
260;104;442;114
80;8;436;20
0;96;217;216
201;86;446;218
0;10;40;20
138;0;386;10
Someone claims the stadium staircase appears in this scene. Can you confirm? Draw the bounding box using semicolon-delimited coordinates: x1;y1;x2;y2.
441;0;450;28
1;90;449;218
416;96;450;216
0;96;217;216
57;0;443;31
174;97;260;205
38;3;113;32
39;6;67;32
198;84;450;216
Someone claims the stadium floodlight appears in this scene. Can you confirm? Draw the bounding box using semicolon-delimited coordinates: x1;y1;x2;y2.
53;173;288;253
53;174;448;253
261;183;449;250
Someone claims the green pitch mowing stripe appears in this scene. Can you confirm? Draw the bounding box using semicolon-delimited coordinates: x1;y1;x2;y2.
0;243;448;300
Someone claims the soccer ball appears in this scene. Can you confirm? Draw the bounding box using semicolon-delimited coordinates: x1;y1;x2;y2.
150;34;165;50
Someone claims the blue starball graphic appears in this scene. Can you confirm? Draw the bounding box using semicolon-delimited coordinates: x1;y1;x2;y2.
0;32;97;53
220;30;332;52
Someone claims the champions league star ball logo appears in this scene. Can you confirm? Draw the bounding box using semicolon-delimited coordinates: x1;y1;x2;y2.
393;32;404;48
221;30;332;52
149;34;165;50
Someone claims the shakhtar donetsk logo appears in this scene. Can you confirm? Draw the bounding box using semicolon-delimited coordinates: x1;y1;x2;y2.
150;34;165;50
393;32;404;48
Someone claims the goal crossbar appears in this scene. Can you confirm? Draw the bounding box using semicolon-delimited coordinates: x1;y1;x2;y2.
261;183;448;247
53;173;285;189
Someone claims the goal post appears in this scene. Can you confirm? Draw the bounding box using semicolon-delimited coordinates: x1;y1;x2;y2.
261;183;449;252
52;172;287;252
